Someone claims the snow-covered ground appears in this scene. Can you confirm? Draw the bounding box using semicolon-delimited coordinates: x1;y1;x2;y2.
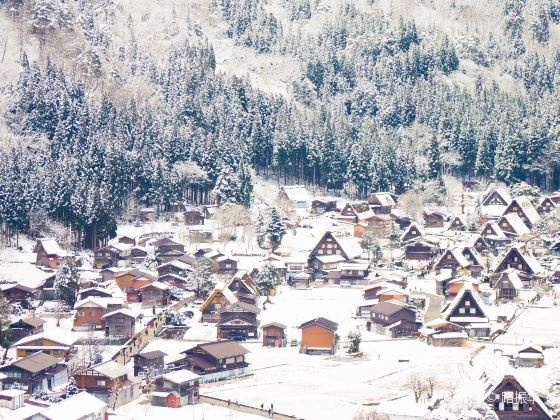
494;307;560;346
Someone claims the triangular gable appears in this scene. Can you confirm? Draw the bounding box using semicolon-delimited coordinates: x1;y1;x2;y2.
495;247;542;275
503;196;540;227
481;187;511;206
401;224;422;242
435;249;470;269
442;284;488;321
448;216;465;230
461;247;483;267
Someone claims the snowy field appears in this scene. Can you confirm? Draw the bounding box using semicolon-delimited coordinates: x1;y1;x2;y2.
494;307;560;346
142;286;479;420
200;340;473;420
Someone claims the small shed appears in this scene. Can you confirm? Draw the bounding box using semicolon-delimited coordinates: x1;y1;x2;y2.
0;389;25;410
293;272;311;290
151;391;181;408
262;322;287;347
515;344;544;368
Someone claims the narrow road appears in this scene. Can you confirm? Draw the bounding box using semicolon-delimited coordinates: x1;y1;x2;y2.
199;395;303;419
417;292;443;323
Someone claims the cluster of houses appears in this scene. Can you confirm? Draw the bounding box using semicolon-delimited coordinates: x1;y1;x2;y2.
0;182;558;418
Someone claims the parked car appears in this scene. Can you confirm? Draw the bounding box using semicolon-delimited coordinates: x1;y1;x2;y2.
193;299;204;305
339;280;351;287
227;333;247;342
184;310;194;318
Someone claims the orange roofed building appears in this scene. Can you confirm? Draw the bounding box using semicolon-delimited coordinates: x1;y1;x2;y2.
299;317;338;355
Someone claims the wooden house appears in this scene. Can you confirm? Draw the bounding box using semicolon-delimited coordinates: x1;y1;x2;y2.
403;240;439;261
73;361;140;408
151;238;186;262
129;246;148;264
467;234;489;255
419;319;467;347
102;308;136;338
284;255;307;282
311;198;337;214
199;284;238;323
34;238;66;269
491;269;525;301
152;370;200;407
299;317;338;355
338;201;374;223
367;192;396;215
481;186;512;206
308;231;363;262
117;236;135;245
442;283;489;336
292;272;311;289
227;271;259;305
261;322;287;347
0;352;66;394
217;256;238;273
140;281;170;308
181;341;250;378
378;286;410;303
484;374;552;419
502;196;540;229
480;222;511;249
10;316;46;342
496;214;531;238
448;216;465;231
73;297;123;331
157;260;192;289
0;284;40;308
217;302;260;339
367;301;420;337
139;207;156;222
392;215;413;230
133;350;167;377
537;196;557;214
400;224;423;243
277;185;312;209
337;262;369;285
495;247;542;276
515;344;544;368
183;210;205;226
38;391;108;420
78;287;114;300
94;244;130;269
434;249;470;274
115;268;157;291
353;214;392;238
13;331;76;360
423;210;447;228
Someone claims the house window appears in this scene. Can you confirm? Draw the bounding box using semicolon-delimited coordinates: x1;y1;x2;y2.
77;311;84;317
465;300;470;307
225;357;235;364
97;379;106;386
53;350;61;355
459;308;465;314
225;263;232;269
469;308;476;314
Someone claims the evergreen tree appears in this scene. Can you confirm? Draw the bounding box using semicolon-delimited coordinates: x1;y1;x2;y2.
55;258;81;308
427;135;442;180
256;262;282;302
267;207;286;252
256;211;268;249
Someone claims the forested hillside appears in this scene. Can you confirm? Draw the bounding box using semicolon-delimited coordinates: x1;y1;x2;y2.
0;0;559;248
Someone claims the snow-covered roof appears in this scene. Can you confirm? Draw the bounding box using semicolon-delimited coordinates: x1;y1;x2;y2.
508;196;540;225
279;185;312;202
101;308;136;319
74;296;123;309
435;248;470;268
140;281;170;291
335;236;363;260
0;263;54;289
498;213;530;235
442;282;488;321
339;262;369;270
39;392;106;419
480;204;507;217
368;192;395;207
481;185;512;206
13;329;77;347
494;269;524;290
91;360;130;379
36;238;63;256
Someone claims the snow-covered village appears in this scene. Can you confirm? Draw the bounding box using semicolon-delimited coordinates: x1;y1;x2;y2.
2;0;560;419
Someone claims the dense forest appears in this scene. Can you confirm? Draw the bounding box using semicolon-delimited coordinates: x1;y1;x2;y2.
0;0;559;248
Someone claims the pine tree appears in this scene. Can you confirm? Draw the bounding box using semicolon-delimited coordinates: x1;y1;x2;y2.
66;377;80;396
267;207;286;252
256;211;268;249
55;258;81;308
427;135;442;180
256;262;282;302
237;163;253;207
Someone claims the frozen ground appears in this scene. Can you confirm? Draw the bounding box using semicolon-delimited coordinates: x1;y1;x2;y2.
494;307;560;346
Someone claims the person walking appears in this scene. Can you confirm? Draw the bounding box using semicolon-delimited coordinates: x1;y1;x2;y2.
261;403;264;410
268;407;272;417
228;399;231;407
